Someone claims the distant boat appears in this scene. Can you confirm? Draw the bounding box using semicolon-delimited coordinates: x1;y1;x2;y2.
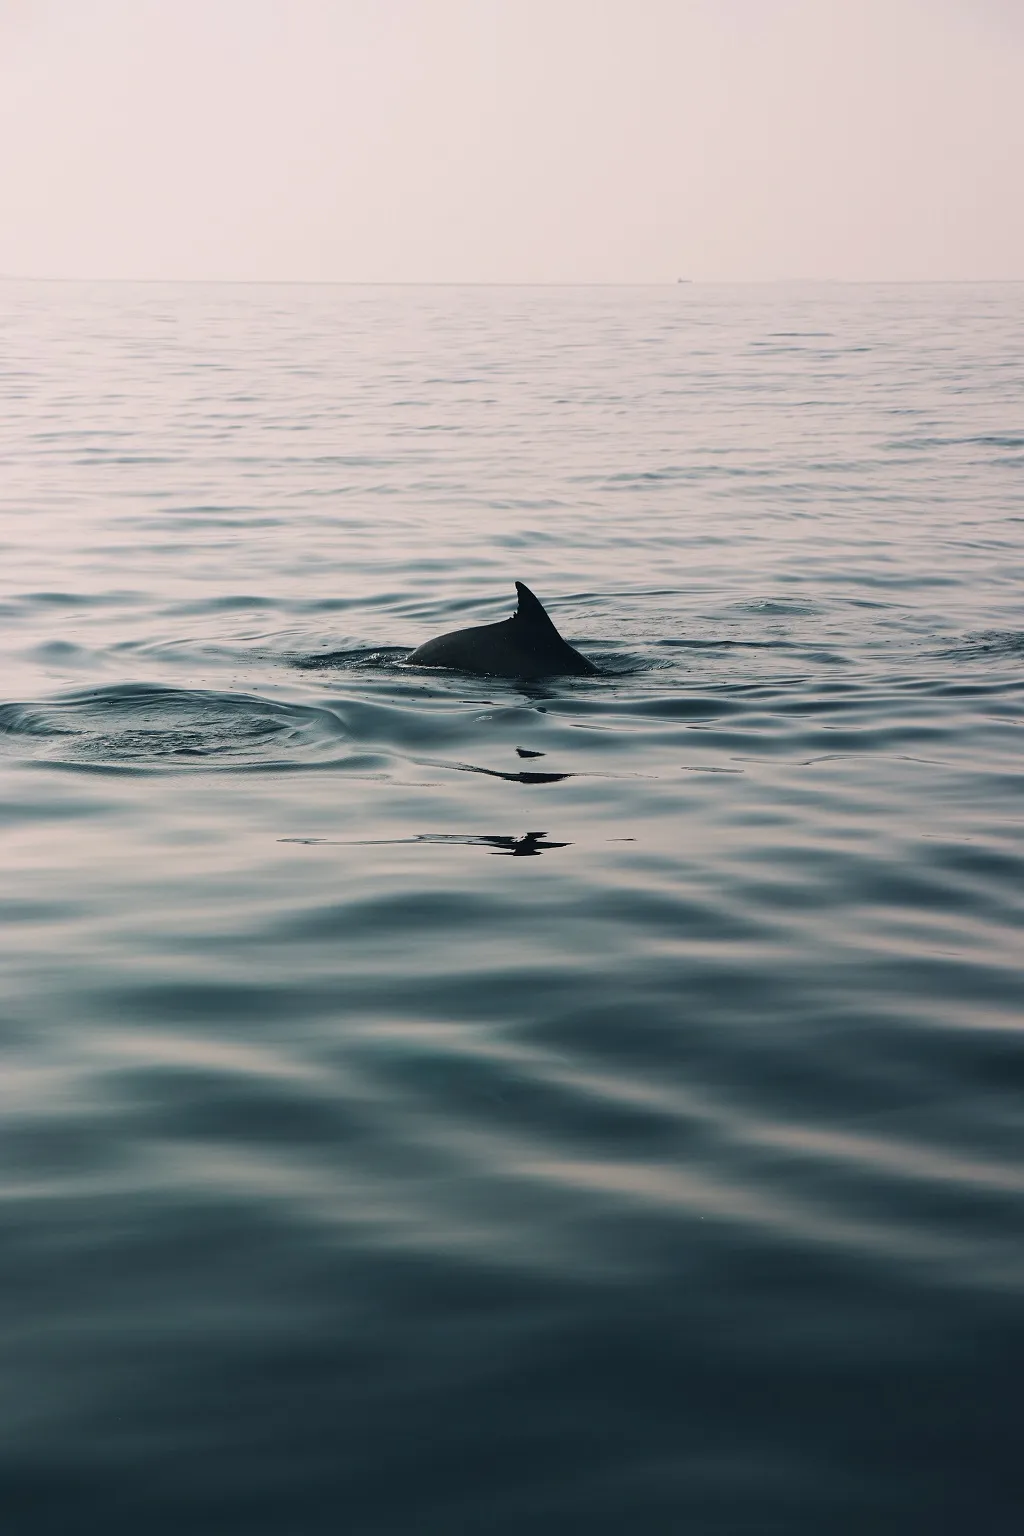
676;278;692;284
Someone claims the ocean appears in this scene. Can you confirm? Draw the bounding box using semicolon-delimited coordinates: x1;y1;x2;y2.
1;280;1022;1532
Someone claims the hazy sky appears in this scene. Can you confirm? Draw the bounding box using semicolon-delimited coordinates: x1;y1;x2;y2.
2;0;1022;282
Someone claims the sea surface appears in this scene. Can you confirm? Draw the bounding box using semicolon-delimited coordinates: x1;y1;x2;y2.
1;280;1022;1534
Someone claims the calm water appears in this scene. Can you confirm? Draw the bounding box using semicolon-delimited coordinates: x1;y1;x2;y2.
1;281;1022;1533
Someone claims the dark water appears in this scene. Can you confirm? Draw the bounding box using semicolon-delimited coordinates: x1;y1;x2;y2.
1;281;1022;1533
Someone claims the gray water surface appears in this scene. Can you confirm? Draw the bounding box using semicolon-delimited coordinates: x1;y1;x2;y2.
1;281;1022;1533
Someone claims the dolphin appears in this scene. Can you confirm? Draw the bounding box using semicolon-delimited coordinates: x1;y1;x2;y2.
408;581;597;679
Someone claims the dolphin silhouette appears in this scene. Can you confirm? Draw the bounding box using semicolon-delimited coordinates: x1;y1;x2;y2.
408;581;597;679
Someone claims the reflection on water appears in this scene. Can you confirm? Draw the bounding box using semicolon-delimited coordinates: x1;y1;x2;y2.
1;281;1022;1533
280;831;572;856
463;765;575;784
475;831;569;856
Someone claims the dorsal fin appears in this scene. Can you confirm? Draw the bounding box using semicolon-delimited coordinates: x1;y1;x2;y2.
514;581;559;632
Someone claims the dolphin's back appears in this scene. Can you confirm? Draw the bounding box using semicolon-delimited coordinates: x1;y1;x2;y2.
408;582;596;679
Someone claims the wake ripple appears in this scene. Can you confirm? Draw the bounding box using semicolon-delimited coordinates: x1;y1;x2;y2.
0;684;352;773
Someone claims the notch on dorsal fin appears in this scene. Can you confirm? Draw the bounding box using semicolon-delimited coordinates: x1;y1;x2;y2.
514;581;558;631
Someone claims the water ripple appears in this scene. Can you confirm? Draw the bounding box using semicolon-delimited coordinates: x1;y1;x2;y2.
2;280;1023;1531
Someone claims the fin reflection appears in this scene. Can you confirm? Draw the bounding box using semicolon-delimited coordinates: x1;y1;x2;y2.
279;831;571;857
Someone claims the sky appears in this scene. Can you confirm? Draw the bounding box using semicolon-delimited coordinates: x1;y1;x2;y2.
1;0;1022;283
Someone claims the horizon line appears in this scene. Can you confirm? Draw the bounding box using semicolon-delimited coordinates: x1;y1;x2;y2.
2;275;1023;288
2;278;1024;291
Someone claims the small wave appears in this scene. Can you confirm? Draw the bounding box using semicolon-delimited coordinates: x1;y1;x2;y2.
941;631;1024;662
27;640;96;666
654;637;795;651
726;598;823;618
294;646;412;672
886;432;1024;455
581;652;653;676
0;684;351;773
